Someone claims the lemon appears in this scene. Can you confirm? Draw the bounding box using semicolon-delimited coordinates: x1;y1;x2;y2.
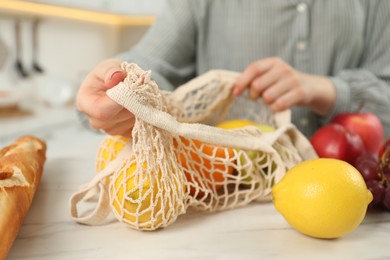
111;162;164;229
217;119;276;188
256;124;275;133
272;158;373;239
96;135;129;185
217;119;256;129
97;136;185;230
96;135;129;172
216;119;275;133
96;135;129;173
110;160;185;230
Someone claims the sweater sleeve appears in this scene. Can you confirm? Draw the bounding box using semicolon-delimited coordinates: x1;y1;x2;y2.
117;0;197;91
322;0;390;138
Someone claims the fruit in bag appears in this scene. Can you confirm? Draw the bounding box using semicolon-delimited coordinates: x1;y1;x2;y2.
96;135;129;184
96;135;184;230
217;119;256;129
217;119;276;187
174;137;235;197
110;161;183;230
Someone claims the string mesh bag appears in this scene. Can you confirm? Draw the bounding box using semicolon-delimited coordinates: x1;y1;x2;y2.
70;62;317;231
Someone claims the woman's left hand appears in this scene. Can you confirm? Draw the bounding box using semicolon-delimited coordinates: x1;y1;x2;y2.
233;57;335;116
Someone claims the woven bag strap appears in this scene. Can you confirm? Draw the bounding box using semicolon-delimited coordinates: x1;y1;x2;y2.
69;145;132;225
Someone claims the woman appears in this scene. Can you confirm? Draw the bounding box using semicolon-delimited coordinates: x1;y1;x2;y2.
76;0;390;139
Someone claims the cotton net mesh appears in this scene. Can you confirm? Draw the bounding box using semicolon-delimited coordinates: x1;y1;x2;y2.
70;62;317;231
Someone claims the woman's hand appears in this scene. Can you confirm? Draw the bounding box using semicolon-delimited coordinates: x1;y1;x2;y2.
76;59;135;138
233;57;336;116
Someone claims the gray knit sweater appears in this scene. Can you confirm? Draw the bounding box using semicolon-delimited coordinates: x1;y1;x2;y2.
118;0;390;139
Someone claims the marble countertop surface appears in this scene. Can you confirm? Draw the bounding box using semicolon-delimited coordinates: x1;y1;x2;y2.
2;107;390;260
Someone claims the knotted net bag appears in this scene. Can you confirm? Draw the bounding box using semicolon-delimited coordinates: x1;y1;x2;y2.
70;62;317;231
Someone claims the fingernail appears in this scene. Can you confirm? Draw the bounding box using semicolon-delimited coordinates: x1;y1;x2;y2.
110;71;122;80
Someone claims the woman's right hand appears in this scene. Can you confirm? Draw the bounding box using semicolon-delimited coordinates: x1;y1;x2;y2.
76;59;135;138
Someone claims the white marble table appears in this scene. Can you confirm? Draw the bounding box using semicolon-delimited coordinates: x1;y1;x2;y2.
3;106;390;260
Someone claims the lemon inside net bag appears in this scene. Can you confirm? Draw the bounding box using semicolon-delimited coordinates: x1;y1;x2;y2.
70;62;317;231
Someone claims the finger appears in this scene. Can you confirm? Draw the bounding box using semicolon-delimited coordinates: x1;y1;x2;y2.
105;70;127;88
250;65;287;94
233;58;275;96
88;108;134;130
80;93;125;122
104;108;134;125
261;78;292;104
247;79;263;100
267;79;306;112
94;59;127;89
247;67;287;100
103;118;135;138
269;90;302;112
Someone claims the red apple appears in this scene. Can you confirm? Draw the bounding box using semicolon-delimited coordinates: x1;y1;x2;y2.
331;112;384;154
310;123;366;164
345;130;368;165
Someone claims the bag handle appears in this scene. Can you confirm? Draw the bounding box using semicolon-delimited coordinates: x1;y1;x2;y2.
108;83;294;153
273;109;291;127
69;145;132;225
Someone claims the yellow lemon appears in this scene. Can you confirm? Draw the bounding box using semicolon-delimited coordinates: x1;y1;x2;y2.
216;119;275;133
96;135;129;171
111;162;162;228
96;135;129;185
111;160;185;230
217;119;275;188
256;124;276;133
97;136;184;230
217;119;256;129
272;158;373;239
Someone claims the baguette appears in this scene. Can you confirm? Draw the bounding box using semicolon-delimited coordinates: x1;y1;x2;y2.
0;136;46;259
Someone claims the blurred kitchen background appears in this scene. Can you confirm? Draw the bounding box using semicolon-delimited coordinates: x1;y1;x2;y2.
0;0;164;145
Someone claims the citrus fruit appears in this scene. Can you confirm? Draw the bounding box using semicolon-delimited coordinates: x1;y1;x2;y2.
216;119;275;133
217;119;275;187
256;124;276;133
96;135;129;185
96;135;129;172
97;136;184;230
174;137;235;197
272;158;373;239
217;119;256;129
110;161;181;230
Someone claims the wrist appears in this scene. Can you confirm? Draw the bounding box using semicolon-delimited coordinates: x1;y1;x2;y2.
302;73;336;116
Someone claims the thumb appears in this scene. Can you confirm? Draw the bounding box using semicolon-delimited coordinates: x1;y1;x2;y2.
104;69;127;88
